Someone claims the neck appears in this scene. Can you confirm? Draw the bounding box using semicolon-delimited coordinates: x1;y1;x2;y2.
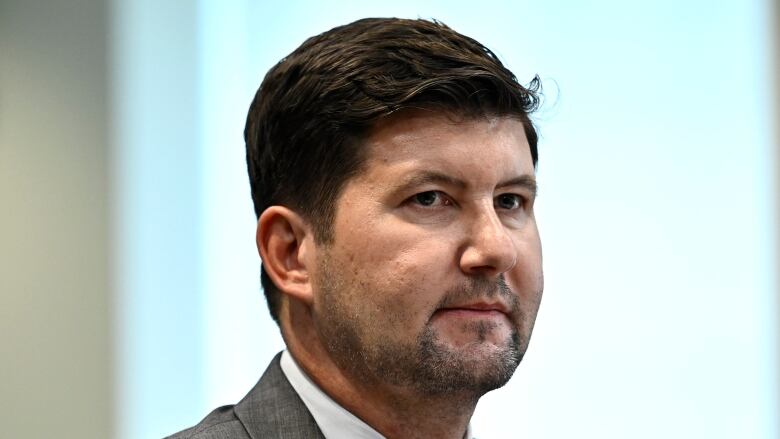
280;299;476;439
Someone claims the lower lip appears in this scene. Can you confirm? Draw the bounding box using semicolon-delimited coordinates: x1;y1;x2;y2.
436;309;506;319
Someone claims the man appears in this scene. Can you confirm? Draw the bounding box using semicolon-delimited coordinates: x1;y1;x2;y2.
169;17;543;439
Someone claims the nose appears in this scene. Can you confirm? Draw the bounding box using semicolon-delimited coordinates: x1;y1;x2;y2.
459;207;517;277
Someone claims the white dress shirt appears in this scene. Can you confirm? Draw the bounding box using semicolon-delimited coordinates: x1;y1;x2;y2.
280;351;474;439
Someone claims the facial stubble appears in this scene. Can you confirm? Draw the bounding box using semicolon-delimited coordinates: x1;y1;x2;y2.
314;252;533;399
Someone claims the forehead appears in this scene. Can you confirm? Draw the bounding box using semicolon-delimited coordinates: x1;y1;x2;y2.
357;111;534;185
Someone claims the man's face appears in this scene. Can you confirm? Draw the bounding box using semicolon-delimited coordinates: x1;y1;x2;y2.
310;112;543;397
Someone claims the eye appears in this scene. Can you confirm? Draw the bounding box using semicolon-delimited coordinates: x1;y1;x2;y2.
411;191;451;207
495;193;523;210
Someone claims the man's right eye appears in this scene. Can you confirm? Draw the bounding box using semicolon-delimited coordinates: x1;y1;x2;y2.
411;191;451;207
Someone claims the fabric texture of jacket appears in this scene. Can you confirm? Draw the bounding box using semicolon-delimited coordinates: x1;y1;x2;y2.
166;352;326;439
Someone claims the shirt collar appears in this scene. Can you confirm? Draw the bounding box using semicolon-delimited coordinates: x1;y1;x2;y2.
279;350;474;439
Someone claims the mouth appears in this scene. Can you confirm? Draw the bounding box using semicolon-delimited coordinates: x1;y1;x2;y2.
434;302;510;319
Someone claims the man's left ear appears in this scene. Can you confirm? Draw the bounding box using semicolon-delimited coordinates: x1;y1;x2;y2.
256;206;315;305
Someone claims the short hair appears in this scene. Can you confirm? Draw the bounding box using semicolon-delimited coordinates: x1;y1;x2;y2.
245;17;541;323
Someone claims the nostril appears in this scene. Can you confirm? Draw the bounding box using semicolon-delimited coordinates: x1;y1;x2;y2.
459;231;516;276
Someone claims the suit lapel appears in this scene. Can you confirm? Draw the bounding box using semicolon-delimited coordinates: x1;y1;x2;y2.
234;352;326;439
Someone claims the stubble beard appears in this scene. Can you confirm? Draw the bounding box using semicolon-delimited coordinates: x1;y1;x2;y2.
314;254;530;399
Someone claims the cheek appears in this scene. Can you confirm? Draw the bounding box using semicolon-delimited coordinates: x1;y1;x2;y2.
335;228;453;322
339;213;449;277
507;230;544;306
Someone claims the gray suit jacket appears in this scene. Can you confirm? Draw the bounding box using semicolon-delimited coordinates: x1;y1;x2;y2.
166;353;325;439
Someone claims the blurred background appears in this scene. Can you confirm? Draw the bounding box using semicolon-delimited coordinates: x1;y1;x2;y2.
1;0;778;438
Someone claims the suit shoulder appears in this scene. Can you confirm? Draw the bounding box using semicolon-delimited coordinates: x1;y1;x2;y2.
165;405;250;439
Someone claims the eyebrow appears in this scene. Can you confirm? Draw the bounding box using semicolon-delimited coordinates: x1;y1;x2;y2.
394;171;538;197
497;175;538;197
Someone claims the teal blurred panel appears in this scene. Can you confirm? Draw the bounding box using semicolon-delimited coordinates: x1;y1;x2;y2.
111;1;205;438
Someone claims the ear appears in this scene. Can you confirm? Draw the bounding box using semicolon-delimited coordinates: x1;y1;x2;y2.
256;206;315;305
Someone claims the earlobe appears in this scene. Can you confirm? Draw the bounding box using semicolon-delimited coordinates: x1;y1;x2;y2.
256;206;314;305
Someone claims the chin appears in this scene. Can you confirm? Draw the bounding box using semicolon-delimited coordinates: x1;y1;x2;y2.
411;326;523;396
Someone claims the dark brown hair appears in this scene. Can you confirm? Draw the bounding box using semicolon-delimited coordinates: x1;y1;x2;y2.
245;17;541;323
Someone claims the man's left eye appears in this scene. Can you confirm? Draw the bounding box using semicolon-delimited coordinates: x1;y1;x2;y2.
495;194;523;210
